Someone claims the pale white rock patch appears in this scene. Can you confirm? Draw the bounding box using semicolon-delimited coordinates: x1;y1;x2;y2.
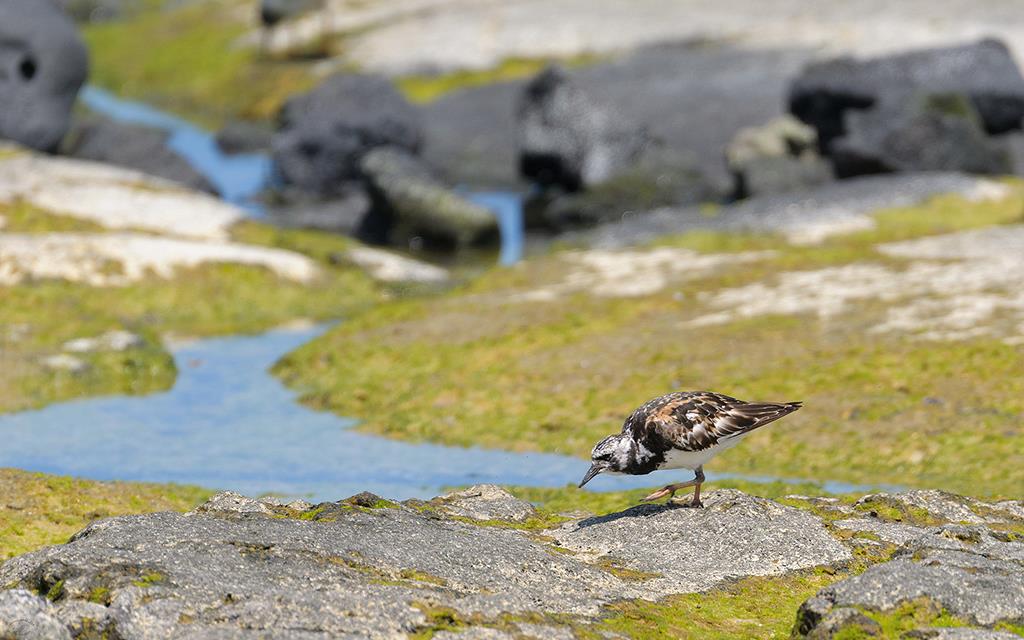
345;246;449;283
0;233;318;287
39;354;88;373
63;330;144;353
688;225;1024;342
0;154;243;240
517;247;773;301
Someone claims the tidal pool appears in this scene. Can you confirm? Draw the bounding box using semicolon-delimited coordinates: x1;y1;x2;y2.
0;326;894;501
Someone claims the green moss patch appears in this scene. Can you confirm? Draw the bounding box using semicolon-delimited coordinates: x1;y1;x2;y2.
274;189;1024;498
83;0;317;126
0;209;382;415
596;573;836;640
0;468;211;560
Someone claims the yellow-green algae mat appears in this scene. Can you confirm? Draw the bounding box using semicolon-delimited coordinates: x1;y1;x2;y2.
275;187;1024;499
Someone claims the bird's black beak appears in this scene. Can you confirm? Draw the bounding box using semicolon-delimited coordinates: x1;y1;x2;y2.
578;463;605;488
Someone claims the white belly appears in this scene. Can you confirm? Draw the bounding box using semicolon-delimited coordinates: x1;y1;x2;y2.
660;436;745;470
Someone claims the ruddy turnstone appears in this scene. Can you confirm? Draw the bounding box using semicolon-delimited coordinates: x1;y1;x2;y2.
578;391;802;506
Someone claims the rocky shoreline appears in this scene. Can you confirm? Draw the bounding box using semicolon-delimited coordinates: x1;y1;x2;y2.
1;486;1021;638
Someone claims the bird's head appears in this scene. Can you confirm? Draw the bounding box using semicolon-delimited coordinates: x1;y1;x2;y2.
578;434;629;488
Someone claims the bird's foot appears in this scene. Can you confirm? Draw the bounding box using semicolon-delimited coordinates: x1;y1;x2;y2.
668;497;703;508
640;487;674;502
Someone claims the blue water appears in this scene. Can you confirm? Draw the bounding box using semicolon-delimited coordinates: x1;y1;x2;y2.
79;86;273;214
79;86;526;264
0;327;895;501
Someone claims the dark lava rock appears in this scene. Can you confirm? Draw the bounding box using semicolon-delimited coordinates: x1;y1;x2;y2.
789;39;1024;154
422;43;809;189
0;0;88;152
517;65;650;192
359;147;498;250
830;93;1013;177
215;120;274;155
271;73;423;197
61;114;216;193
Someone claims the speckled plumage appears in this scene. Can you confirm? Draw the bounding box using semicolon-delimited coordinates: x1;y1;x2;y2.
579;391;802;504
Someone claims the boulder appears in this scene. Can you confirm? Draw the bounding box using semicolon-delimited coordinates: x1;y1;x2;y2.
0;0;88;152
215;120;273;155
271;74;423;197
726;115;833;198
61;115;216;193
518;65;650;192
259;0;323;27
789;39;1024;153
264;187;372;236
830;93;1013;177
530;148;717;231
359;147;498;250
0;590;70;640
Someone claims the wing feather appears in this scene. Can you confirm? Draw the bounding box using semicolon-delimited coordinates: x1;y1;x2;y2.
625;391;801;453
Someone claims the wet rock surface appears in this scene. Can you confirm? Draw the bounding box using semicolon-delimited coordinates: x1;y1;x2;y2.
2;487;1020;638
62;115;216;193
0;0;88;152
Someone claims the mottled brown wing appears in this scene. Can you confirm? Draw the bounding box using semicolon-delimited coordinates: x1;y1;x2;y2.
626;391;802;453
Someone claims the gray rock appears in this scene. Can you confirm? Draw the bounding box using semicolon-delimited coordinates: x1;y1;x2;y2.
857;490;1022;525
259;0;322;28
551;490;851;595
0;589;70;640
422;43;809;189
62;114;215;192
0;0;88;152
518;65;650;192
435;485;537;523
265;187;372;235
796;526;1024;637
530;148;717;231
187;490;275;516
215;120;273;155
831;93;1013;177
576;172;1002;249
789;39;1024;152
271;74;422;197
359;147;499;250
907;629;1023;640
726;116;833;198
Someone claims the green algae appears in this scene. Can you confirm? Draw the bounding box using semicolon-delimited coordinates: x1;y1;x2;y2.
595;573;837;640
397;54;601;103
82;0;316;126
0;468;212;560
273;188;1024;498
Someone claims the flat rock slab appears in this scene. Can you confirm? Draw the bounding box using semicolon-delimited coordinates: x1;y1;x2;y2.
797;523;1024;637
551;489;850;596
578;172;1008;249
0;489;849;638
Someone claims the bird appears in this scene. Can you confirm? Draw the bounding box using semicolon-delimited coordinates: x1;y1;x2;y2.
578;391;802;507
